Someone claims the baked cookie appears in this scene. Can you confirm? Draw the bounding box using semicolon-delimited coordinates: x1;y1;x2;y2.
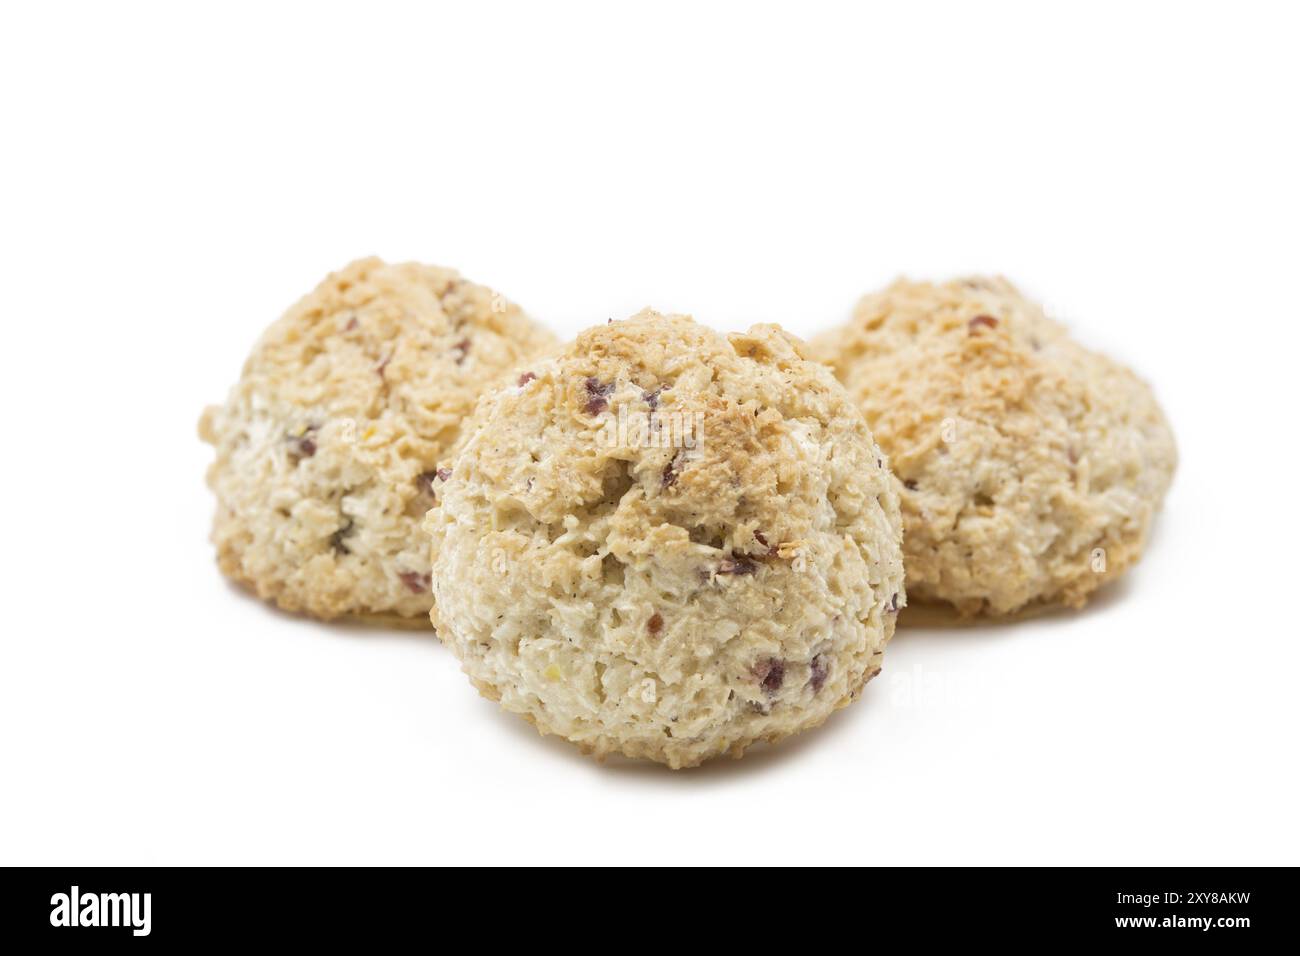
199;258;557;622
426;311;904;768
811;276;1176;616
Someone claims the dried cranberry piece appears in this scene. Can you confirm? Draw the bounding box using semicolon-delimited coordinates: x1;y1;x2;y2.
287;425;319;460
968;314;999;333
809;655;828;693
751;531;779;558
753;658;785;695
647;612;663;636
583;377;614;416
398;571;431;594
718;555;757;576
517;371;536;387
436;467;452;482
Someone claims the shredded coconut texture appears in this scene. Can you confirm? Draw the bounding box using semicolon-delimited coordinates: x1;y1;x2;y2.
427;312;904;767
811;276;1176;616
199;258;557;622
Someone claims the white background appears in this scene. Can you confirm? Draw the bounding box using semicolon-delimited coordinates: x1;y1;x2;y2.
2;1;1297;866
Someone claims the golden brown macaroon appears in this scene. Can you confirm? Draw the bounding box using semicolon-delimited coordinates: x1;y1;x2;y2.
811;276;1176;617
199;257;557;623
427;311;904;767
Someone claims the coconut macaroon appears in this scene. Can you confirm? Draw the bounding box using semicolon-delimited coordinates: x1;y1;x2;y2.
811;277;1176;617
426;311;904;768
199;257;557;623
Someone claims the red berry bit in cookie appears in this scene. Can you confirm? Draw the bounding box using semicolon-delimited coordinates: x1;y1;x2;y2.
752;531;780;558
809;654;828;693
968;314;999;333
717;555;758;576
583;377;614;415
398;570;432;594
752;658;785;695
287;425;319;462
662;454;681;488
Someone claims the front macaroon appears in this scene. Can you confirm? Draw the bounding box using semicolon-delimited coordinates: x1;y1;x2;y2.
427;311;904;767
